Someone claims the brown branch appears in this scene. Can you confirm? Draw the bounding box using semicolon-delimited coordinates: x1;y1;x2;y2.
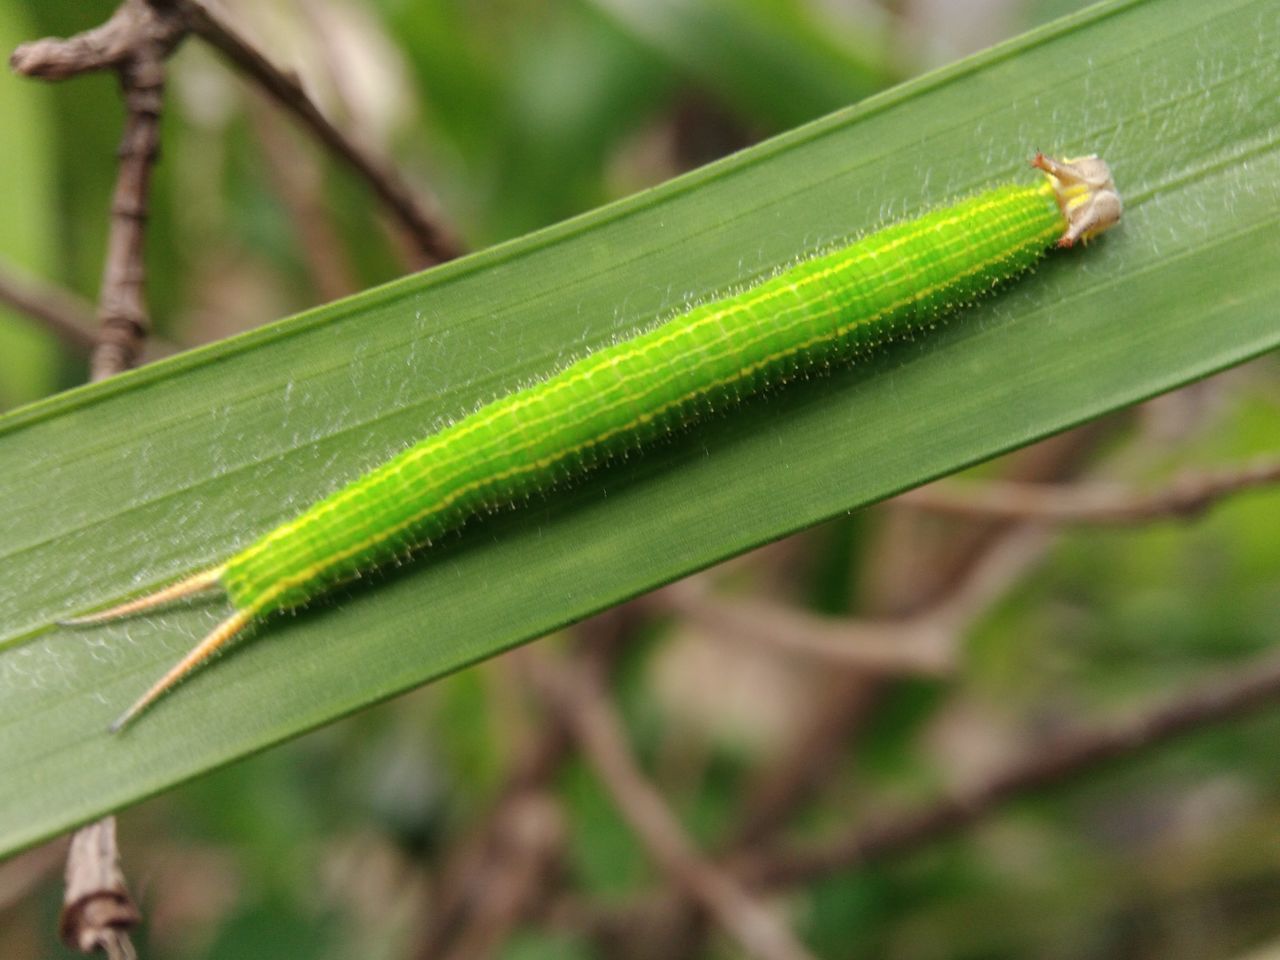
59;817;140;959
94;37;168;379
0;260;98;353
14;12;184;951
13;0;462;296
8;0;183;77
12;0;184;378
565;427;1120;954
429;792;566;960
744;645;1280;888
246;96;357;302
415;718;572;960
570;639;1280;947
650;577;954;675
724;430;1100;852
897;459;1280;525
0;260;179;360
179;0;462;266
522;648;817;960
722;430;1114;852
643;499;1061;685
6;14;455;960
415;609;638;960
725;524;1054;857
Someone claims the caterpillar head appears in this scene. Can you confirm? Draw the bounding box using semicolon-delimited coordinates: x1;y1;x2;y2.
1031;152;1123;248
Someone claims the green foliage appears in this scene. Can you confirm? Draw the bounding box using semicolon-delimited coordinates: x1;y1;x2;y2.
0;1;58;407
1;0;1276;865
2;3;1280;957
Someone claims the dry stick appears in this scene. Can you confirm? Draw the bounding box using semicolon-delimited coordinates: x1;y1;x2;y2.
897;459;1280;525
0;260;179;360
431;793;567;960
13;5;180;953
13;0;462;275
415;609;637;960
726;427;1114;845
58;818;140;960
13;5;179;951
93;45;166;379
721;523;1059;854
11;0;185;378
246;96;358;302
0;261;98;353
648;527;1053;678
578;429;1118;954
583;411;1269;945
9;3;451;952
523;648;818;960
642;523;1051;696
179;0;462;267
624;542;1054;896
651;579;950;674
8;0;183;81
745;644;1280;888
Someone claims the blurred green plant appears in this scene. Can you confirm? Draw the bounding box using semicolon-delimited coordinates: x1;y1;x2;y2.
1;1;1278;957
2;0;1275;856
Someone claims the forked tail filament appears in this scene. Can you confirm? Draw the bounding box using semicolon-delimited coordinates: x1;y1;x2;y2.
59;565;226;626
59;565;252;732
108;609;254;733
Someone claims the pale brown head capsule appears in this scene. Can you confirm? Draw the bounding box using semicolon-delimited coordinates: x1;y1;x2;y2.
1031;152;1123;248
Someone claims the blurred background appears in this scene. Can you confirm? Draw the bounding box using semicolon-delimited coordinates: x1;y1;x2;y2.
2;1;1279;958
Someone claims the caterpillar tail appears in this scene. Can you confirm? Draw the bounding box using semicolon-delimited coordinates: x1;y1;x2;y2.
108;608;254;733
59;565;227;625
56;564;250;732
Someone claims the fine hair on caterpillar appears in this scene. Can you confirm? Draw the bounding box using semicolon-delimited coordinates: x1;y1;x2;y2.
61;151;1122;732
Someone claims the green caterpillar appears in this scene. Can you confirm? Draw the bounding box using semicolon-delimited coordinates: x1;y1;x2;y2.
67;152;1122;731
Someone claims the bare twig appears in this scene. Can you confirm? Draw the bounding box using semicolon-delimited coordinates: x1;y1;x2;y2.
10;4;461;954
246;96;357;302
651;522;1054;680
568;553;1280;945
415;608;638;960
897;459;1280;525
523;648;817;960
0;261;97;351
731;430;1114;851
431;792;566;960
726;429;1109;878
721;522;1049;855
180;0;462;266
12;0;462;291
650;577;954;675
94;34;168;379
14;8;182;950
745;644;1280;888
12;0;184;378
415;722;572;960
9;0;184;78
569;427;1120;954
59;817;140;959
0;260;178;360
